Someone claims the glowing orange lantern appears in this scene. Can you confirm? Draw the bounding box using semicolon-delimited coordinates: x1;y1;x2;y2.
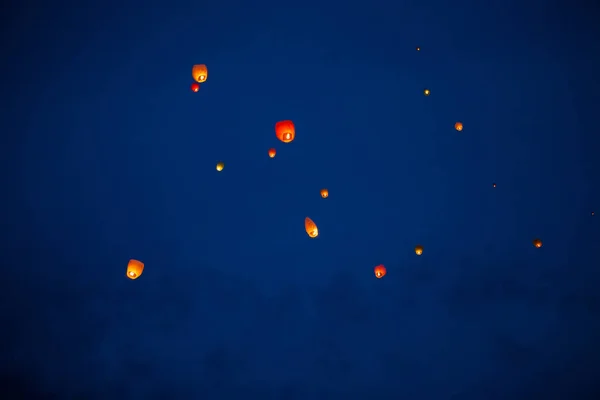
374;264;386;278
424;89;430;96
533;238;542;248
192;64;208;83
416;46;421;51
305;217;318;238
126;259;144;280
275;120;295;143
415;245;423;256
268;148;276;158
191;83;199;92
216;162;224;172
455;122;463;131
320;188;329;198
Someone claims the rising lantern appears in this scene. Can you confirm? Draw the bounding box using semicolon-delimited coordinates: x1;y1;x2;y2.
493;183;497;188
320;188;329;198
305;217;318;238
415;245;424;256
268;148;276;158
532;238;543;248
416;46;421;51
275;120;295;143
192;64;208;83
424;89;430;96
126;259;144;280
216;162;224;172
191;83;200;92
374;264;386;279
455;122;463;131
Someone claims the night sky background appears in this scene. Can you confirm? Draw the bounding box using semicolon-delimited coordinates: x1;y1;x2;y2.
2;0;600;398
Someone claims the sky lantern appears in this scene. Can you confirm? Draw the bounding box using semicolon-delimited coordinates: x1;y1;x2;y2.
592;211;595;216
305;217;318;238
455;122;463;131
216;162;224;172
320;188;329;198
424;89;430;96
374;264;386;279
416;46;421;51
532;238;543;248
126;259;144;280
268;148;276;158
190;83;200;92
493;183;497;188
415;245;423;256
275;120;295;143
192;64;208;83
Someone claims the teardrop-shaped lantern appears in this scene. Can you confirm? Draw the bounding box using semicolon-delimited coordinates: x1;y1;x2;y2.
305;217;318;238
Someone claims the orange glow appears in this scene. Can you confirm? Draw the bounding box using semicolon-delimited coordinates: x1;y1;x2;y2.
415;245;423;256
268;148;276;158
455;122;463;131
192;64;208;83
275;120;295;143
126;259;144;280
320;188;329;198
374;264;387;279
533;238;543;248
190;83;199;92
305;217;318;238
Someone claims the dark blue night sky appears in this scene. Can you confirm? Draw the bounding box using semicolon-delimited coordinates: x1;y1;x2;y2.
2;0;600;398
